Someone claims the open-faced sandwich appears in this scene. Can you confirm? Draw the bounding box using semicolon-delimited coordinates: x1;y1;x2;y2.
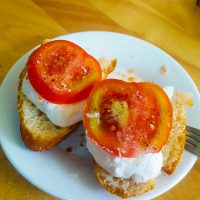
17;40;103;151
17;38;192;198
83;79;192;198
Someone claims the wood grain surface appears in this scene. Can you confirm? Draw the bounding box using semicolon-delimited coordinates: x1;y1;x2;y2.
0;0;199;199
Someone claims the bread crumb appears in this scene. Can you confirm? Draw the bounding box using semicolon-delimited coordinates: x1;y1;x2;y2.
186;98;193;107
160;65;168;74
128;77;135;82
66;146;73;152
98;57;117;79
127;69;135;74
104;58;117;79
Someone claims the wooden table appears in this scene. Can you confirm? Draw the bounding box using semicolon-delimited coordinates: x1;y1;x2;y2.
0;0;200;199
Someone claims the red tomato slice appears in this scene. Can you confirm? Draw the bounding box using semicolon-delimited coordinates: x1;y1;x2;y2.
27;40;102;104
83;79;173;157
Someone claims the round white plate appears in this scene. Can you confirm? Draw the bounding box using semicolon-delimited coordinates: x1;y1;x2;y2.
0;31;200;200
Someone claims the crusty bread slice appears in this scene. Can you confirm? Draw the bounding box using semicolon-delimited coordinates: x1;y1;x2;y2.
162;92;193;174
94;92;193;198
17;68;78;151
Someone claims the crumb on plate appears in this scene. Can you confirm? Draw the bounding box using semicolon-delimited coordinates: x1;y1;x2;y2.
127;69;135;74
66;146;73;153
128;76;136;82
160;65;168;74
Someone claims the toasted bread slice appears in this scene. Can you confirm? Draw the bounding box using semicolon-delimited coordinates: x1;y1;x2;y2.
17;68;78;151
94;92;193;198
162;92;193;174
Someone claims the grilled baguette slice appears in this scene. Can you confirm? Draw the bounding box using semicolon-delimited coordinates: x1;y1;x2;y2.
94;92;192;198
162;92;193;174
17;68;77;151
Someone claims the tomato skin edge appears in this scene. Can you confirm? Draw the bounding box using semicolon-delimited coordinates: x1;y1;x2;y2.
83;79;173;158
27;40;102;104
139;82;173;154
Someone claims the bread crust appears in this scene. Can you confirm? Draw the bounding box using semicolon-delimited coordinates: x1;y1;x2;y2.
19;119;76;151
162;92;191;174
17;68;77;151
94;161;155;198
162;130;186;174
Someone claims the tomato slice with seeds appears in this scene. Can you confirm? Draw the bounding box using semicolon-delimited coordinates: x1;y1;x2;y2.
27;40;102;104
83;79;173;157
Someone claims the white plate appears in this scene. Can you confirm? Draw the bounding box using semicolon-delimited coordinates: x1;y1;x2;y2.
0;31;200;200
